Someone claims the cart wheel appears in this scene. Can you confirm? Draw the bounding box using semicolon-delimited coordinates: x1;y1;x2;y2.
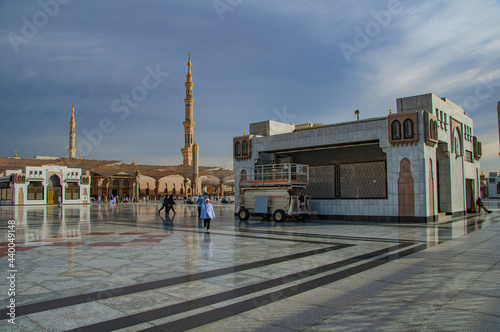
295;214;306;221
273;209;286;222
238;208;250;221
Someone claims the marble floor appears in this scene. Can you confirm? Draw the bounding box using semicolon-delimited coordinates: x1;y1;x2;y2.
0;200;499;331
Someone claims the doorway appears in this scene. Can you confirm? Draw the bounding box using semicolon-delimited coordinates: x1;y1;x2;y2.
47;175;62;205
466;179;476;212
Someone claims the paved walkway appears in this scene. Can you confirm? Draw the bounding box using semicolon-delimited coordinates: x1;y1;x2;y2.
0;200;499;331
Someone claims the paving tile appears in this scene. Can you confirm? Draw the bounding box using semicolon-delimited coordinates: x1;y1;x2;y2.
443;291;500;316
98;289;183;315
304;311;414;331
27;302;126;331
421;307;500;331
0;316;48;331
346;296;441;326
240;298;337;330
188;313;294;332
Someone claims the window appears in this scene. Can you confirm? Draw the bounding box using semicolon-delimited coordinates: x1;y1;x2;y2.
497;182;500;195
440;110;443;129
27;182;44;200
0;188;11;201
430;120;438;140
444;113;448;130
454;128;461;155
65;183;80;200
403;119;414;139
242;140;248;155
235;141;241;156
391;120;401;140
465;150;473;163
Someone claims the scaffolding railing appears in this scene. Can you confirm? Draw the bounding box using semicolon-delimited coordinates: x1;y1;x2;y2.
240;163;309;187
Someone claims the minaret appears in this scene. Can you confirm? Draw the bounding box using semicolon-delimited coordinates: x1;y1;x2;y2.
181;53;195;166
68;102;76;159
192;139;199;194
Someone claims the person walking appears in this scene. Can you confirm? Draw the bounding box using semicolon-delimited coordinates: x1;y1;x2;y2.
197;194;204;218
476;197;492;213
167;194;176;214
200;198;215;233
158;194;168;214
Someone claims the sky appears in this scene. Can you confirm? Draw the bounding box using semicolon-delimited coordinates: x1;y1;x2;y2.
1;0;499;173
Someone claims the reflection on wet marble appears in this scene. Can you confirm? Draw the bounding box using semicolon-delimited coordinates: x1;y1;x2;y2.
0;200;498;331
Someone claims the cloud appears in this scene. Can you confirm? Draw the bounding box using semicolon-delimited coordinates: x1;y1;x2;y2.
0;0;499;173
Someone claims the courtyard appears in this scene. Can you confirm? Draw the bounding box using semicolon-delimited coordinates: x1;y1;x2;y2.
0;200;499;331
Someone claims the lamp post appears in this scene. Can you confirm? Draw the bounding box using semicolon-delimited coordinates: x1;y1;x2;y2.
134;166;140;203
354;109;360;121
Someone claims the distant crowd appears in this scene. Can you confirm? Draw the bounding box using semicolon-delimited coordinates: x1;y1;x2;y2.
91;194;230;204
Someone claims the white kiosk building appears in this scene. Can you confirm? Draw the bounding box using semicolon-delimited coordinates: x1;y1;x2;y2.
0;165;91;205
233;93;483;222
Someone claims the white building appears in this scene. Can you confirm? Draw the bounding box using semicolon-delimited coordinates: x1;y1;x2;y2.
488;172;500;198
233;93;483;222
0;165;91;205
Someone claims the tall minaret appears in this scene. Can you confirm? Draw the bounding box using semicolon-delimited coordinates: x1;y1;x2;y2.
68;102;76;159
192;139;199;194
181;53;195;166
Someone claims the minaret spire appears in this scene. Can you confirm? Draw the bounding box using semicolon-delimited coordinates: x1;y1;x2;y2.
68;102;76;159
181;53;195;166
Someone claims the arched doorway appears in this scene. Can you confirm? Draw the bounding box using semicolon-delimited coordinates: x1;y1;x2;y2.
47;175;62;205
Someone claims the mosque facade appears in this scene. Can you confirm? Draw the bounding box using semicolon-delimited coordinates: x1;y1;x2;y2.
233;93;483;222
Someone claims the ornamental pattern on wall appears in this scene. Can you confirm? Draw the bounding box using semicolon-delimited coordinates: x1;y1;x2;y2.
340;162;386;198
301;166;336;199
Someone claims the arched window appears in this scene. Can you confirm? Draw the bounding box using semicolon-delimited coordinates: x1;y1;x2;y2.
242;140;248;155
454;128;461;155
391;120;401;140
431;120;438;140
404;119;414;139
241;169;247;182
235;141;241;156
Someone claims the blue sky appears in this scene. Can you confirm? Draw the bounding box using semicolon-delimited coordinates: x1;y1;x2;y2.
1;0;499;172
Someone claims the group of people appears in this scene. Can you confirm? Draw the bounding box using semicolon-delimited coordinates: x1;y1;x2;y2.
158;194;177;214
159;194;215;233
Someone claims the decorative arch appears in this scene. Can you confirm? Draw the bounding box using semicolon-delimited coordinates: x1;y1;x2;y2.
453;127;462;155
398;158;415;217
49;175;61;187
47;174;61;204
